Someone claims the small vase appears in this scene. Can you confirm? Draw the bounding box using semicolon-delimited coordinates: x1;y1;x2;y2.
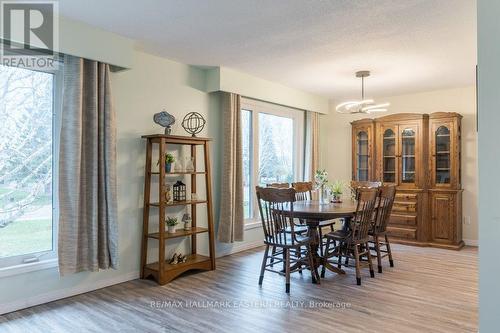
183;221;191;231
174;158;183;172
185;157;195;172
167;225;176;233
165;163;172;173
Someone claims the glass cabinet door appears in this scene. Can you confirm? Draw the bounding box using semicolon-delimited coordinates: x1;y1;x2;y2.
400;128;416;184
382;129;396;183
356;131;369;181
435;126;451;184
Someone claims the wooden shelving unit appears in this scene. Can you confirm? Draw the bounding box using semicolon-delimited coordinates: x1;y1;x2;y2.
140;134;216;285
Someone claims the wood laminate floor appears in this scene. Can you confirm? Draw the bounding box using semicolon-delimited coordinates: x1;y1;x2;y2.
0;244;478;333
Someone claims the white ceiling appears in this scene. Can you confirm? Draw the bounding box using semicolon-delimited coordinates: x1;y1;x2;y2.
58;0;477;100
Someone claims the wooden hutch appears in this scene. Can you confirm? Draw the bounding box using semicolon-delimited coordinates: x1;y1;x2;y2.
351;113;464;249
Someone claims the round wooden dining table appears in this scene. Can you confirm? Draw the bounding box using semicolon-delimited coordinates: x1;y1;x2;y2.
283;200;358;277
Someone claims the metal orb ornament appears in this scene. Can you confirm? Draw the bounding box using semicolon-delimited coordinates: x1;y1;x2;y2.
153;110;175;135
181;112;206;137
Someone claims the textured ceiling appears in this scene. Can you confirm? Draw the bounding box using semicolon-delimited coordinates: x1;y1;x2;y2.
58;0;476;100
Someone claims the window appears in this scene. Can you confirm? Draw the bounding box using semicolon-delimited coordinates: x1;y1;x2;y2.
0;63;61;269
241;98;304;221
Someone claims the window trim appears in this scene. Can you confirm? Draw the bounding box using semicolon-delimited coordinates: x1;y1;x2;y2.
241;98;305;223
0;61;62;270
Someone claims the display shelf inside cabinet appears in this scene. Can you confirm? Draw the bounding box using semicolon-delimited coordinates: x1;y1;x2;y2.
140;134;216;285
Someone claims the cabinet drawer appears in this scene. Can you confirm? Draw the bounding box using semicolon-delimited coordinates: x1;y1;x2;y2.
395;193;418;202
389;214;417;226
387;226;417;240
392;201;417;213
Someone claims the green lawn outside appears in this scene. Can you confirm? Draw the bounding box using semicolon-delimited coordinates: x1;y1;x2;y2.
0;219;52;258
0;187;51;206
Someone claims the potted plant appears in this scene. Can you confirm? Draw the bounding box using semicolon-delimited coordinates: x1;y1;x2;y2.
166;216;178;233
165;153;175;173
329;180;344;203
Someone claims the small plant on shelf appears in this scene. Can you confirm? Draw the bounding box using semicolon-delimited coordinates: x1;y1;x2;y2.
166;216;178;233
165;153;175;173
157;153;176;172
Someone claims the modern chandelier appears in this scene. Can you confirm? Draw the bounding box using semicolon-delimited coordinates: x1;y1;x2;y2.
336;70;390;114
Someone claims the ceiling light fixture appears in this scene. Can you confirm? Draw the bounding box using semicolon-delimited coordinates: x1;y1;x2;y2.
336;71;389;114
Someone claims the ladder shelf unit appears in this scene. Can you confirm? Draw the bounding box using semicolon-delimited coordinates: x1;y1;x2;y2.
140;134;216;285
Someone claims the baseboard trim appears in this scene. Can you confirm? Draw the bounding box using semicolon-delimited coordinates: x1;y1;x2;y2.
2;241;265;315
216;239;264;258
463;239;478;246
0;270;140;315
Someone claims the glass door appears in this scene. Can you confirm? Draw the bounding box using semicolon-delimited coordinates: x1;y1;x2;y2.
431;124;452;187
382;128;397;183
400;127;416;184
435;126;451;184
356;131;369;181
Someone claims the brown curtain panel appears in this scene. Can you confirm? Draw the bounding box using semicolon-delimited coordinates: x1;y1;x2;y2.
218;92;244;243
58;55;118;275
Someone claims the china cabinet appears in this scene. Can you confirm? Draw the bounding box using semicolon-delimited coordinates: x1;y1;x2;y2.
351;112;463;249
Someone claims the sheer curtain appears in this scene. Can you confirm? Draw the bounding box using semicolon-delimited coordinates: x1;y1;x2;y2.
58;55;118;275
218;92;244;243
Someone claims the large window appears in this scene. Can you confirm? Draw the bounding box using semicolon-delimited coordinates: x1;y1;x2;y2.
0;63;60;269
241;98;304;221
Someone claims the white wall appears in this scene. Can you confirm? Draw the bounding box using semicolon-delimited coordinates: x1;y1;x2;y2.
319;86;478;243
478;0;500;330
206;67;329;114
0;50;264;313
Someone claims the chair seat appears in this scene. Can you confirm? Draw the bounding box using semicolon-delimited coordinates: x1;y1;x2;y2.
325;229;350;240
285;225;308;234
319;219;337;227
265;232;311;247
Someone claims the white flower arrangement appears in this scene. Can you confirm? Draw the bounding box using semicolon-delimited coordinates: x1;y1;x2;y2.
314;169;329;189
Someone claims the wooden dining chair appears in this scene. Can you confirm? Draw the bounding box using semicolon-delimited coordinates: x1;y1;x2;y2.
291;182;313;201
256;186;320;293
369;185;396;273
266;183;290;188
350;181;382;198
350;181;382;189
292;181;337;256
322;187;378;285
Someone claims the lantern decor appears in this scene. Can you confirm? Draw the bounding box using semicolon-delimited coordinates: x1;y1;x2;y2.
181;112;206;137
173;180;186;201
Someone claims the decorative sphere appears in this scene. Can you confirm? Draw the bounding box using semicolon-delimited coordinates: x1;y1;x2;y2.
181;112;206;137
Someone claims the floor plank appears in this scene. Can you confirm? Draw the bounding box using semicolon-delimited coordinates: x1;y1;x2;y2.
0;244;478;333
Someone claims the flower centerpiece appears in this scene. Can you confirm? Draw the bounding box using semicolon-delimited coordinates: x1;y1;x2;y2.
314;169;329;204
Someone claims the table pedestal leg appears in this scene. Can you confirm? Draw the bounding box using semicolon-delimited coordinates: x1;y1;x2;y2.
307;221;345;276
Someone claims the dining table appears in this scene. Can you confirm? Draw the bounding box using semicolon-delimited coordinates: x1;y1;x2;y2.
282;199;358;278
